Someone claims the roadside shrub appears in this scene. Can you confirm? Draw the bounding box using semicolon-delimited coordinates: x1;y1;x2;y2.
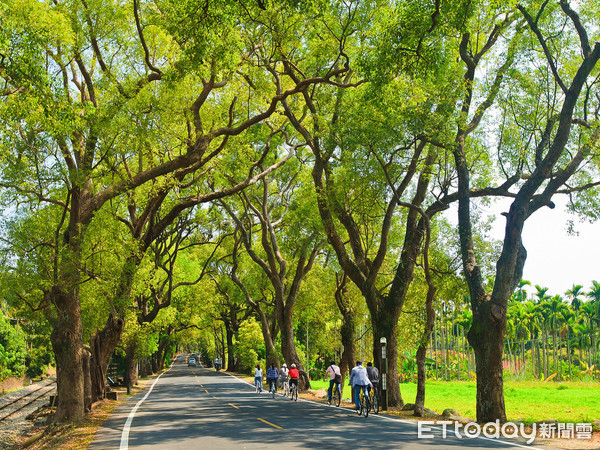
25;346;52;378
0;315;26;381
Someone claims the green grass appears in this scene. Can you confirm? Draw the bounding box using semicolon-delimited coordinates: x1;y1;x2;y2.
398;380;600;423
310;379;600;423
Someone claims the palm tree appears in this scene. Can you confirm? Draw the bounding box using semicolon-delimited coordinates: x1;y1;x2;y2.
587;280;600;316
546;295;569;380
579;301;598;368
507;301;530;377
565;284;584;315
573;320;592;372
522;300;541;378
512;279;532;303
534;285;551;304
560;308;577;380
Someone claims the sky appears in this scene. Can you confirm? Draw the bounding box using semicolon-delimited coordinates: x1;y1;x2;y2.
485;198;600;299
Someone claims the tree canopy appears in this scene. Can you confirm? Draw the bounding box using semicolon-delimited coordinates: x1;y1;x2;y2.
1;0;599;424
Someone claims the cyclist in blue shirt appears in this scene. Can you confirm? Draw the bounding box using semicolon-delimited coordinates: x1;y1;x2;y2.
266;362;279;393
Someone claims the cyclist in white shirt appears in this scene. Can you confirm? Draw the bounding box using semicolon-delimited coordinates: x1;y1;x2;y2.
254;364;263;392
279;363;289;392
325;362;342;404
349;360;372;410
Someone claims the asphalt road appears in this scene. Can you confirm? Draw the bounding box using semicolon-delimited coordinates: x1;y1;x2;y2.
91;355;541;449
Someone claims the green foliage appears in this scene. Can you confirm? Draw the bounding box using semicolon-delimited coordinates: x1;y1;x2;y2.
234;318;265;373
0;315;27;381
25;345;53;378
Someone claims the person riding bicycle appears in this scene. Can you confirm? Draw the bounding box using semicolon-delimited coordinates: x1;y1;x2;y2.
289;363;300;392
325;361;342;404
349;360;372;410
266;362;279;393
254;364;263;392
279;363;289;389
366;361;379;397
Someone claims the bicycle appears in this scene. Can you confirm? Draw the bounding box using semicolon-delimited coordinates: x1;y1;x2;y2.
328;382;341;407
357;386;370;417
289;381;298;401
281;378;290;398
369;385;379;414
269;379;277;398
255;377;262;393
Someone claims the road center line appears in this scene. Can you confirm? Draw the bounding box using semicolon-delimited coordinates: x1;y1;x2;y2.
228;403;239;409
204;389;209;394
257;418;282;429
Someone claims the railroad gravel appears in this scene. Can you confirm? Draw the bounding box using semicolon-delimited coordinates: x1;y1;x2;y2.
0;378;56;448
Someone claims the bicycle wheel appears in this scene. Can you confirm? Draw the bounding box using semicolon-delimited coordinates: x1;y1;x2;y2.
293;385;298;401
359;393;365;416
371;391;379;414
333;388;341;407
363;393;370;418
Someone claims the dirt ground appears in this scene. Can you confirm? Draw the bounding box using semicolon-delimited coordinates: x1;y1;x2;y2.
0;376;29;393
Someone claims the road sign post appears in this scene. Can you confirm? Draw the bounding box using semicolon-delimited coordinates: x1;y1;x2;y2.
380;337;388;411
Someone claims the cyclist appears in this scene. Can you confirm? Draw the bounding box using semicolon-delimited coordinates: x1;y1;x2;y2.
289;363;300;393
349;360;371;410
366;361;379;396
266;362;279;393
254;364;263;392
325;361;342;404
279;363;289;392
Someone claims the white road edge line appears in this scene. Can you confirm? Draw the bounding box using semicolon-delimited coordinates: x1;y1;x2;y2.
119;355;178;450
222;370;541;449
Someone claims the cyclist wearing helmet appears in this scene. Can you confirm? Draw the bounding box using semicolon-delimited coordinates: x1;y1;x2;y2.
279;363;289;386
289;363;300;390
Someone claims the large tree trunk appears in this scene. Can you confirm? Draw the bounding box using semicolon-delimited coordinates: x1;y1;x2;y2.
82;347;92;412
339;310;355;391
225;325;236;371
90;314;125;402
125;342;139;387
156;339;169;372
151;354;159;374
334;273;355;393
140;358;151;378
415;282;436;417
372;317;403;407
48;286;86;422
254;306;278;364
468;304;507;422
279;310;311;390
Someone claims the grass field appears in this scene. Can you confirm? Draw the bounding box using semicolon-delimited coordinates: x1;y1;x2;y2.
310;379;600;424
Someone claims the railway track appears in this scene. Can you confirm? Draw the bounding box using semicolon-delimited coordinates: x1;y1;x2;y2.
0;379;56;423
